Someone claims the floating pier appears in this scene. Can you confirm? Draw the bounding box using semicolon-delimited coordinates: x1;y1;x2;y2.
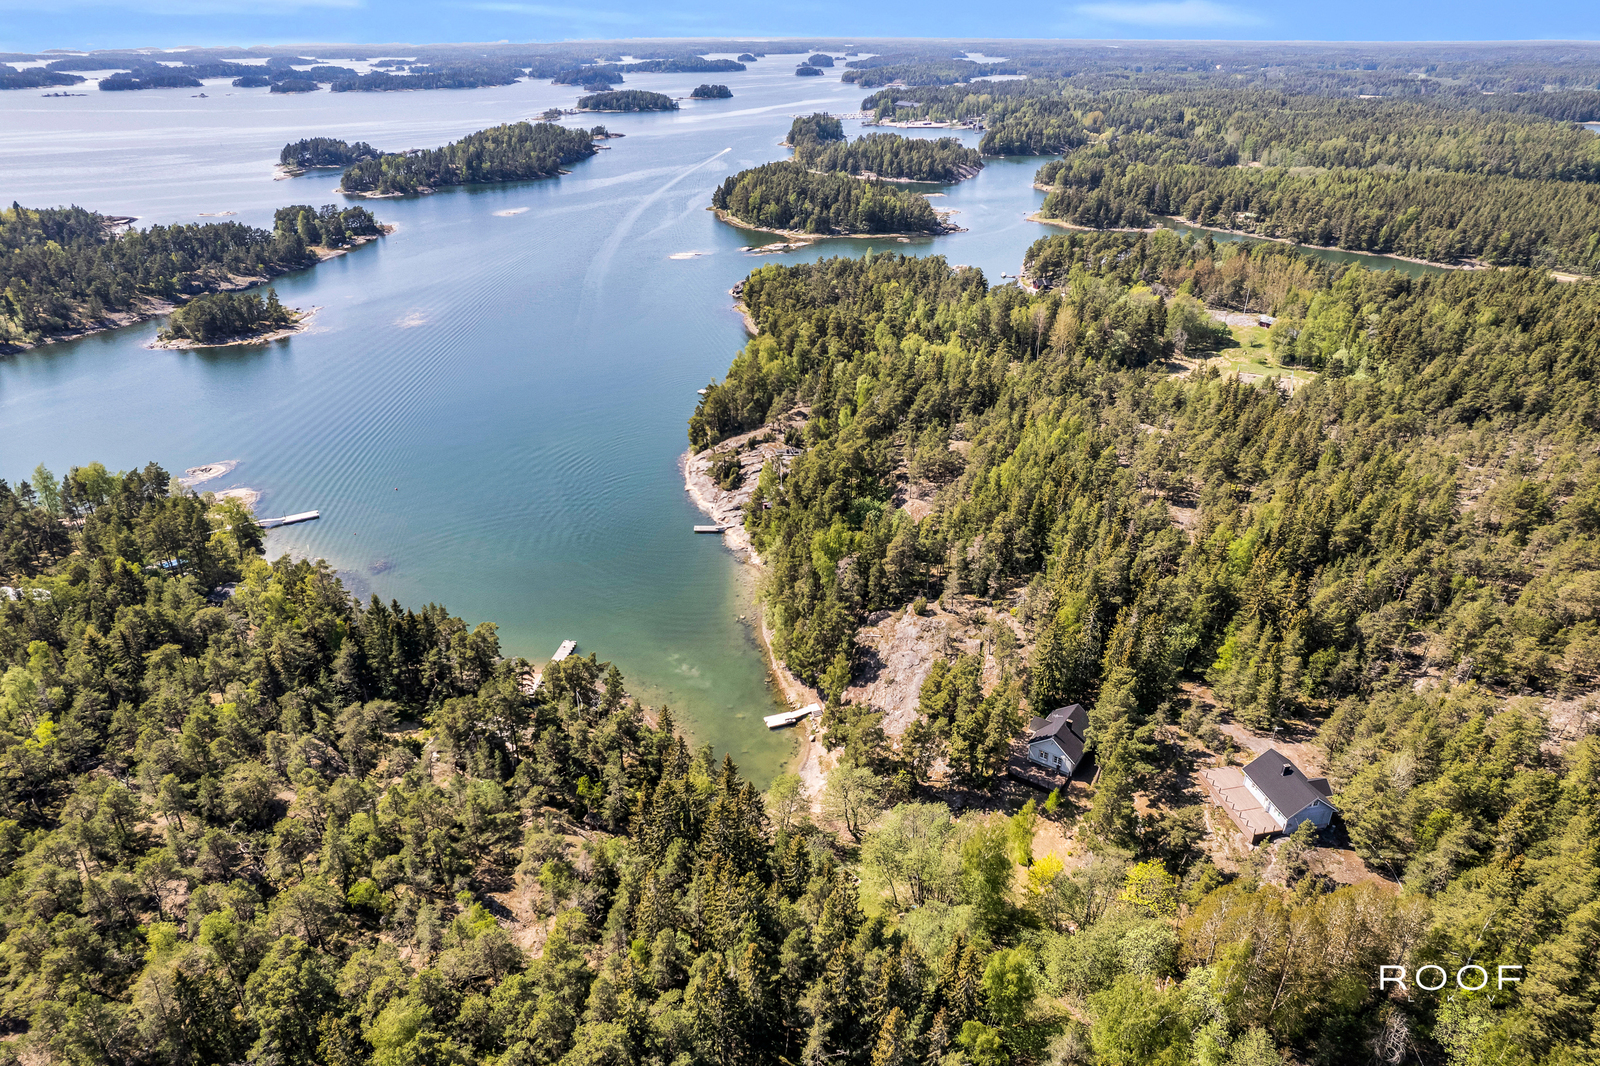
764;703;820;729
694;524;732;533
258;510;320;529
522;639;579;695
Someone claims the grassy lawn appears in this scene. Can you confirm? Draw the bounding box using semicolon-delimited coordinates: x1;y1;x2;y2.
1191;322;1317;391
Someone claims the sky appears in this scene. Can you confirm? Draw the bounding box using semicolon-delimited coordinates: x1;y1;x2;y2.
0;0;1595;54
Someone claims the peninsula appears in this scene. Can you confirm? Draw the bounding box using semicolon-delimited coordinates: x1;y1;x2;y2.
151;289;306;348
0;202;383;353
278;137;377;175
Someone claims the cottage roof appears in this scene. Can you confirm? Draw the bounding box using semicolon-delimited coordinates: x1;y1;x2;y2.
1242;748;1334;818
1027;704;1086;765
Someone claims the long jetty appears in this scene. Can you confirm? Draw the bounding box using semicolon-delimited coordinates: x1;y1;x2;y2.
520;639;579;695
258;510;320;529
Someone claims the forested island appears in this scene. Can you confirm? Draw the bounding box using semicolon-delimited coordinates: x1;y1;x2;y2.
687;228;1600;1065
780;115;981;187
712;162;951;235
338;122;597;196
554;68;621;90
330;66;521;92
690;83;733;99
798;132;983;183
576;89;678;112
842;53;1018;87
0;64;85;89
279;138;378;171
795;65;823;77
787;112;845;147
0;203;381;351
154;288;300;346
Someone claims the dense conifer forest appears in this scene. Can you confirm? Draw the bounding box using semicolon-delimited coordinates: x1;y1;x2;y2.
862;85;1600;163
1033;151;1600;271
338;123;597;195
853;82;1600;270
157;289;296;344
841;54;1018;88
688;232;1600;1063
0;204;379;350
280;139;378;169
690;84;733;100
711;163;947;235
576;90;678;112
555;69;623;90
0;64;84;89
329;66;522;92
797;133;983;183
8;35;1600;1066
788;114;846;148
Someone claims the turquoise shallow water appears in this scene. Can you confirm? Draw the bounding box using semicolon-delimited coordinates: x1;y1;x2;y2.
0;61;1451;781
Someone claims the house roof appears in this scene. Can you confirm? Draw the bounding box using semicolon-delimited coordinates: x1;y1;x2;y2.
1242;748;1335;818
1027;704;1086;765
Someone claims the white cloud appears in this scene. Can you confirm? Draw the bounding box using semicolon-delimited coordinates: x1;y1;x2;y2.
1073;0;1263;27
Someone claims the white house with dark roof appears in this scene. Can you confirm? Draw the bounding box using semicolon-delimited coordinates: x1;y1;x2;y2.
1201;748;1336;844
1240;749;1336;834
1025;704;1086;775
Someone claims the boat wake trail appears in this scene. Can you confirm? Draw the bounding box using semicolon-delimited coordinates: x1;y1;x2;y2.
579;147;732;318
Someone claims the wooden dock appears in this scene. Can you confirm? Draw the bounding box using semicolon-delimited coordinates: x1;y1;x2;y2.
522;639;579;696
694;524;732;533
259;510;320;529
764;702;820;729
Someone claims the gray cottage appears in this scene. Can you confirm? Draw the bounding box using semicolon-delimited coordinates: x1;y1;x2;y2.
1025;704;1086;775
1240;749;1337;834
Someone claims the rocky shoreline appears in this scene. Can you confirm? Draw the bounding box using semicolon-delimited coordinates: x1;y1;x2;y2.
680;414;830;799
2;230;386;356
147;306;319;350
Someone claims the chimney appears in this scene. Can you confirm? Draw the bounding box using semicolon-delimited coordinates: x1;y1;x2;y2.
1281;764;1293;776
